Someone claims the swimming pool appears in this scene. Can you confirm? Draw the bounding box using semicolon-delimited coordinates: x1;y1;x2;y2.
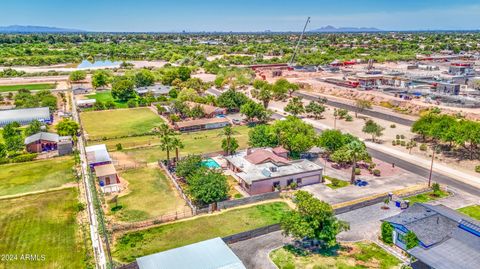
201;158;221;169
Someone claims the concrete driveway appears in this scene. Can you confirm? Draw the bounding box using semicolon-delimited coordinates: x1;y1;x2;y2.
229;231;291;269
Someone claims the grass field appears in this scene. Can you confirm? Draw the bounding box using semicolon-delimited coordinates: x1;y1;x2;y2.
458;205;480;220
0;156;75;197
80;108;164;139
270;242;401;269
85;90;128;108
108;167;187;222
0;188;89;269
0;83;56;93
406;190;449;204
119;125;251;163
113;202;290;262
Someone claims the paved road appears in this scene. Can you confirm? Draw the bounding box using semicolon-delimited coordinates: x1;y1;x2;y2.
294;91;414;126
229;231;291;269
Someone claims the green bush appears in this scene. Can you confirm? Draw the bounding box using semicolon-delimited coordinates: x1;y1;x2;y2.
373;169;381;176
400;140;406;146
392;140;397;146
381;222;393;244
420;143;428;151
11;153;38;163
345;115;353;121
390;124;396;128
355;168;361;175
127;99;137;108
111;205;123;212
396;134;400;139
116;143;123;150
400;134;405;139
331;178;341;187
75;202;86;212
476;165;480;173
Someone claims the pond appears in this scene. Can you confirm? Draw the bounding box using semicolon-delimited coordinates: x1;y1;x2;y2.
76;60;122;69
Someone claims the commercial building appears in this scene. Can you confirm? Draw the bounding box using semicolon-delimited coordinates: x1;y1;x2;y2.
133;237;246;269
224;147;323;195
0;107;51;127
174;117;231;132
382;203;480;269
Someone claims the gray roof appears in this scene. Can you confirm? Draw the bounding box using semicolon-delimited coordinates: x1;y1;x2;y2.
24;132;59;144
85;144;111;164
136;237;246;269
135;84;171;95
0;107;50;127
384;203;480;269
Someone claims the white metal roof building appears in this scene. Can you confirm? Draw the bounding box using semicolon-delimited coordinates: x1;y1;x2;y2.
136;237;246;269
85;144;111;166
0;107;51;127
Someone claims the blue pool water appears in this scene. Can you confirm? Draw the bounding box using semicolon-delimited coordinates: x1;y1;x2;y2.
202;158;221;169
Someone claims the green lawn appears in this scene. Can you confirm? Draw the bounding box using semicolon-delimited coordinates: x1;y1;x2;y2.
405;190;449;204
0;156;75;197
120;125;251;163
0;188;90;269
0;83;56;93
325;175;350;189
85;90;128;108
109;167;187;222
80;108;164;140
458;205;480;221
271;242;401;269
113;202;290;262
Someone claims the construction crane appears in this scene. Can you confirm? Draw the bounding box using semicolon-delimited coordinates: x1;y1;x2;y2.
289;17;311;66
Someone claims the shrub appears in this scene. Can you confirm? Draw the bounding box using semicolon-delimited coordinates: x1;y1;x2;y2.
354;168;361;175
396;139;401;144
11;153;38;163
476;165;480;173
392;140;396;146
75;202;86;212
127;99;137;108
116;143;123;150
331;178;341;187
234;193;243;199
381;222;394;244
420;143;428;151
400;134;405;139
373;169;381;176
111;205;123;212
390;124;396;128
400;140;406;146
289;182;298;190
345;115;353;121
432;182;442;196
396;134;400;139
405;231;419;249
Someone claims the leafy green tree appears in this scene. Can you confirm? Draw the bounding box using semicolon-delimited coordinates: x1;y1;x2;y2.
216;89;249;112
248;124;279;148
272;116;317;155
219;126;238;155
187;104;205;119
284;97;305;116
362;119;385;142
91;70;112;89
240;100;269;122
0;143;7;158
187;168;228;204
55;119;80;138
318;129;346;153
69;70;86;82
24;120;42;136
381;222;394;244
455;120;480;160
281;191;349;248
177;88;200;102
104;100;116;109
253;83;273;109
411;113;436;141
355;99;372;118
5;135;24;152
305;101;325;119
134;69;155;87
93;100;105;110
111;76;136;101
158;123;177;163
176;155;202;179
272;79;290;100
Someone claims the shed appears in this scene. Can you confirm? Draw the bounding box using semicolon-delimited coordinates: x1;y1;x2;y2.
0;107;51;127
136;237;246;269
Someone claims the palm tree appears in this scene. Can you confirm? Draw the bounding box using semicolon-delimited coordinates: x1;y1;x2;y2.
158;124;176;163
171;137;184;162
345;140;370;184
256;85;273;109
218;126;238;155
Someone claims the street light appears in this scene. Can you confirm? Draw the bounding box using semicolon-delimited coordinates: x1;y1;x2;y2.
428;145;437;187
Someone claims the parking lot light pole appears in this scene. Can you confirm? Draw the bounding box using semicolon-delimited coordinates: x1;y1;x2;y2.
428;147;436;187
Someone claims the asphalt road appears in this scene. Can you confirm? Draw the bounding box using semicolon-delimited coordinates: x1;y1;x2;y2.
294;91;415;126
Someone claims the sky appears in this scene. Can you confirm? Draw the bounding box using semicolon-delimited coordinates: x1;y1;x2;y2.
2;0;480;32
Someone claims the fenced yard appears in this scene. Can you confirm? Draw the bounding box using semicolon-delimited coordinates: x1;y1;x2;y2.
80;108;164;140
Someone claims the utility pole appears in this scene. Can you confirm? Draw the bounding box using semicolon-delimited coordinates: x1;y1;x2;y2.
428;146;436;187
289;17;311;66
333;108;337;129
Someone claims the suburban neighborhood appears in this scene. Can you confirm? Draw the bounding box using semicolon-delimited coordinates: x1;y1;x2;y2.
1;2;480;269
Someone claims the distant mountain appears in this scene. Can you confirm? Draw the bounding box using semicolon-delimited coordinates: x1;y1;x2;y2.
0;25;86;33
310;25;381;33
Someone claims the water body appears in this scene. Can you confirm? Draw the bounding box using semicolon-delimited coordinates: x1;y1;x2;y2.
76;60;121;69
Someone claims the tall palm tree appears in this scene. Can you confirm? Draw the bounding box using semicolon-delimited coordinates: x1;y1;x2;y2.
158;123;176;163
345;140;370;184
171;137;184;162
218;126;238;155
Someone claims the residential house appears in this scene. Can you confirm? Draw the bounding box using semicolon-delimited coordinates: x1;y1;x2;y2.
24;132;72;155
128;237;246;269
134;84;172;97
72;83;92;95
185;101;227;118
174;117;231;132
224;147;323;195
382;203;480;269
94;163;121;193
0;107;51;127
